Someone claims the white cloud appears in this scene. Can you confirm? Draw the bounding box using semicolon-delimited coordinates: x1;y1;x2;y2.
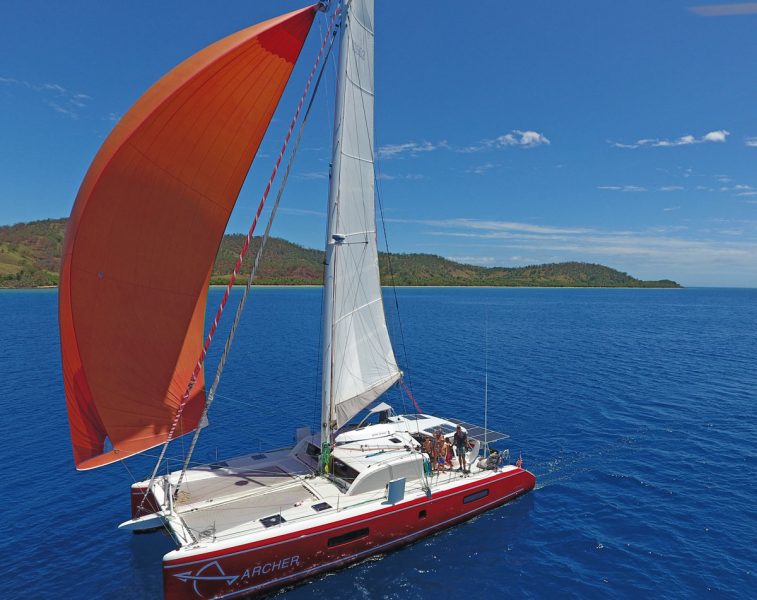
610;130;730;149
460;130;550;153
445;255;497;265
0;75;92;118
388;217;591;236
702;130;729;143
598;185;648;192
745;137;757;147
467;162;496;175
377;172;425;181
379;130;550;160
392;216;757;285
660;186;684;191
689;3;757;17
378;140;445;159
296;171;328;180
720;184;755;194
278;207;325;217
663;206;681;212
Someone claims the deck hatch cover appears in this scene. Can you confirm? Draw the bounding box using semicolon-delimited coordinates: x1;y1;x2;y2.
400;414;426;421
311;502;332;512
260;514;287;528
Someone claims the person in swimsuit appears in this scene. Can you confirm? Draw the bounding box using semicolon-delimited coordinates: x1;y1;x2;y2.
433;429;445;473
422;437;433;458
444;439;453;469
453;424;469;473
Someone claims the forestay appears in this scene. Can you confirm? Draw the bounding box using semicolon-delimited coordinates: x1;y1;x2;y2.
322;0;401;431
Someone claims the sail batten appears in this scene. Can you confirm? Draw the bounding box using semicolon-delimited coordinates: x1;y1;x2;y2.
321;0;401;436
60;5;318;470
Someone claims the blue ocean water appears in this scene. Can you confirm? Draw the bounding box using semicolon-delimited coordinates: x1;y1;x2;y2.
0;287;755;599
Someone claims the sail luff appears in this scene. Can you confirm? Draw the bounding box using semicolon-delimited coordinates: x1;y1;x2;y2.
321;0;401;435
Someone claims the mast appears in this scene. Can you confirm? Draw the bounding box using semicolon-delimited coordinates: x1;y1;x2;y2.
320;0;400;457
320;0;348;456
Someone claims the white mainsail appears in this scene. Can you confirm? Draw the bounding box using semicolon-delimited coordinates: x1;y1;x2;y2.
321;0;401;437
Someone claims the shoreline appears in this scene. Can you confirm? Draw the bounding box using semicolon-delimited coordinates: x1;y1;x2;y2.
0;284;695;291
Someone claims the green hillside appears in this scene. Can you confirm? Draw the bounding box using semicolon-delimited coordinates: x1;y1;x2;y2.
0;218;65;287
0;218;680;288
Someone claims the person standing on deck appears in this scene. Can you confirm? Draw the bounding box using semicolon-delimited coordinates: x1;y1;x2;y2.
453;425;469;473
432;429;445;473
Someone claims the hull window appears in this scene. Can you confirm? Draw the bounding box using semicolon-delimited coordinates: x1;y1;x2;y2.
418;510;427;519
327;527;370;548
463;489;490;504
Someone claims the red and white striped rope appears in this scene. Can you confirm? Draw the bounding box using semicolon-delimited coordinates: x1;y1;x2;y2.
401;379;423;414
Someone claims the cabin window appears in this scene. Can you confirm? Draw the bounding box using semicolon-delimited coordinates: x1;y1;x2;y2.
332;458;360;484
418;510;427;519
389;437;402;444
306;443;321;457
312;502;332;512
463;489;490;504
327;527;370;548
260;515;286;528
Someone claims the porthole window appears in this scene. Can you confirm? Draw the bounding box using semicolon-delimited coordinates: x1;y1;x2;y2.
327;527;369;547
463;489;489;504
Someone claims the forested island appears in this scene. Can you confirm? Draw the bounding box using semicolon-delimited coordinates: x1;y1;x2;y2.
0;218;681;288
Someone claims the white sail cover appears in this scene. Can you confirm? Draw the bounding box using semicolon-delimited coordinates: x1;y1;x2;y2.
322;0;401;430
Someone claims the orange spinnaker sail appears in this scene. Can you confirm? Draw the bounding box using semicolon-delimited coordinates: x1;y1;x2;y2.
59;5;318;470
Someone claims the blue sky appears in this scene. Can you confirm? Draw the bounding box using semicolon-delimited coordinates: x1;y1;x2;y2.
1;1;756;286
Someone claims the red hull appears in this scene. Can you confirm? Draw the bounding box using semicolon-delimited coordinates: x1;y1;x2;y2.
163;468;535;599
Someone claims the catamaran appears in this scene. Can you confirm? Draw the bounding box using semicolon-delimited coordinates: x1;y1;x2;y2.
59;1;535;597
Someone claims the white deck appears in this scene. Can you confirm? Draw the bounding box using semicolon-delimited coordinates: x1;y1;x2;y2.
134;417;514;556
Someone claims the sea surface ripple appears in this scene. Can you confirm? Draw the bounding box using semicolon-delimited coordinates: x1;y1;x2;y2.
0;287;754;599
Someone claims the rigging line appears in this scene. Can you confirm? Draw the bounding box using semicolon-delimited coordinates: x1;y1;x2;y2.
312;254;325;434
211;392;261;408
356;45;414;398
484;307;489;457
139;5;342;513
172;9;342;499
118;457;137;483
